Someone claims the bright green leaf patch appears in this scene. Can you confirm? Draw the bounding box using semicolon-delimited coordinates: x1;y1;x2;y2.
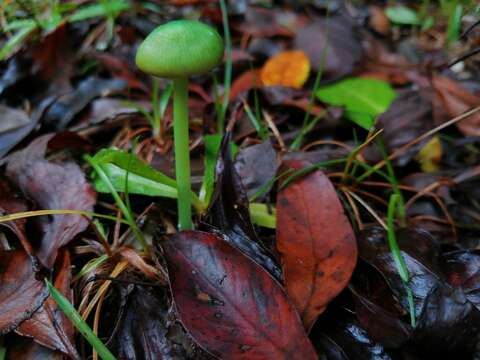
315;77;397;129
385;6;421;25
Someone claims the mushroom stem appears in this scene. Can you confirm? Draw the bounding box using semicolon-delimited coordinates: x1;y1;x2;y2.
173;76;193;230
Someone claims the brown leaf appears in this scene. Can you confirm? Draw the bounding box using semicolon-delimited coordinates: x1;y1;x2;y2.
163;231;318;360
16;250;78;359
276;159;358;331
0;250;49;334
433;75;480;136
6;134;96;268
295;15;363;80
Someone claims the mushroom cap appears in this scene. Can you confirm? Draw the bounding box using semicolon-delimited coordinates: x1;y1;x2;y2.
135;20;224;78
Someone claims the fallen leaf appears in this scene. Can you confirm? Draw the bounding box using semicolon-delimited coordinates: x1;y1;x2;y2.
109;284;191;359
207;133;282;280
6;134;96;268
411;283;480;357
234;140;278;198
443;250;480;310
414;135;442;172
162;231;318;360
433;75;480;136
42;76;127;130
295;15;363;79
276;159;358;331
260;50;310;89
229;69;263;100
16;250;78;358
0;105;37;159
0;250;49;334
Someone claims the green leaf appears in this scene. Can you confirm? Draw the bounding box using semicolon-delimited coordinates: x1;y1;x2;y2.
46;280;117;360
249;203;276;229
315;77;397;129
385;6;421;25
90;148;204;211
0;22;36;61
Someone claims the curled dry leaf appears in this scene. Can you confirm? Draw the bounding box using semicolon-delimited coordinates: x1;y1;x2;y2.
163;231;318;360
0;250;49;334
6;134;96;268
260;50;310;89
276;159;358;331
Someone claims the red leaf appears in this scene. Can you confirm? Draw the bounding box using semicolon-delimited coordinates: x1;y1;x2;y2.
163;231;318;360
276;160;357;331
0;250;48;334
16;250;78;358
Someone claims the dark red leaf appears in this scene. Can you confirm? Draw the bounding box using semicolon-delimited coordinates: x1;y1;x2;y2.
411;283;480;357
207;133;282;280
16;250;78;358
6;134;96;268
359;227;443;314
0;250;49;334
163;231;318;360
276;159;357;331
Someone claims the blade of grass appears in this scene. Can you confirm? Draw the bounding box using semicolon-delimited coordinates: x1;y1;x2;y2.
387;193;416;327
45;279;117;360
0;209;129;225
249;203;276;229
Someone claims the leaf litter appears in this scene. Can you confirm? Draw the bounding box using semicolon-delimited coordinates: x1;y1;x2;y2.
1;1;480;359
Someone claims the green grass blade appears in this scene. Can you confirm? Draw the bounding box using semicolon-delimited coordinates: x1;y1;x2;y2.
387;193;416;327
45;280;117;360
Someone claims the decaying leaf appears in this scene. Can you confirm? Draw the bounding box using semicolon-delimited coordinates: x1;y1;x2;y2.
0;250;49;334
276;159;358;331
6;134;96;268
163;231;318;360
260;50;310;89
16;250;78;358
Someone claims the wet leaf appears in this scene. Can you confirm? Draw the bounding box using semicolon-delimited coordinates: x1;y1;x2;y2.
162;231;318;360
411;283;480;357
0;250;49;334
358;227;442;315
295;15;363;79
109;284;188;359
260;50;310;89
315;77;397;129
314;311;392;360
276;159;357;331
16;251;78;358
207;133;282;280
443;251;480;309
351;288;411;348
6;134;96;268
234;141;278;199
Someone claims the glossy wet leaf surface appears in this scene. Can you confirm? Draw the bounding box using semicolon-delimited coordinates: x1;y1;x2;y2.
162;231;318;360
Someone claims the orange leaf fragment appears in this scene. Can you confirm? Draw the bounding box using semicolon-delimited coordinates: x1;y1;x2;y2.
260;50;310;89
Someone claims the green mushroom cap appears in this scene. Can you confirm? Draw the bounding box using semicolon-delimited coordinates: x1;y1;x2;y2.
135;20;224;78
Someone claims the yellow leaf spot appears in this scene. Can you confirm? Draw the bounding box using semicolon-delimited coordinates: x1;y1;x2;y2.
260;50;310;89
415;136;442;172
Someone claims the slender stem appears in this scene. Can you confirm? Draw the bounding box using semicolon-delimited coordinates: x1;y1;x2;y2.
173;77;193;230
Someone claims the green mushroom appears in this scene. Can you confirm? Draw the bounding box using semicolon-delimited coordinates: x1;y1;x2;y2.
136;20;224;230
